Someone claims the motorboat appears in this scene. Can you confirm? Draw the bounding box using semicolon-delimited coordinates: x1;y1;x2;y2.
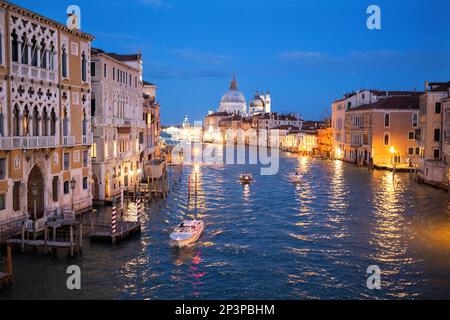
170;220;204;247
289;172;302;183
240;174;253;184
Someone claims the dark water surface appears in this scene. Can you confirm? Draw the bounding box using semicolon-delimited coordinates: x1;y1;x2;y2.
2;151;450;300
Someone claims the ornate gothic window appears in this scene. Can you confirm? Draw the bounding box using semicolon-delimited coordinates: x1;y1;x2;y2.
82;109;87;136
91;94;96;117
13;104;20;136
81;52;87;82
63;108;69;136
50;43;55;70
23;106;29;136
33;107;39;136
11;31;19;63
50;108;56;136
0;111;4;137
21;34;29;65
31;37;38;67
42;108;48;136
62;45;68;78
40;39;47;69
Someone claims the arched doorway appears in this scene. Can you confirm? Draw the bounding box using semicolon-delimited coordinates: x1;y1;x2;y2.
105;172;110;199
27;166;45;220
92;173;100;200
124;167;129;187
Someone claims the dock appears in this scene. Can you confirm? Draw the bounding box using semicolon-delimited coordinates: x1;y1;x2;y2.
89;221;142;243
0;244;13;288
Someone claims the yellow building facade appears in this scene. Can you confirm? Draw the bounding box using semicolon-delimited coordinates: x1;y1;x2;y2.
0;1;94;225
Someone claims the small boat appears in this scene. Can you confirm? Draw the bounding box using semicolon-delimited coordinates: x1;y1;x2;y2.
240;174;253;184
289;173;302;183
170;220;204;247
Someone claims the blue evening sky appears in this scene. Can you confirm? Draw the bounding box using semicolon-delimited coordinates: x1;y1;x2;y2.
12;0;450;125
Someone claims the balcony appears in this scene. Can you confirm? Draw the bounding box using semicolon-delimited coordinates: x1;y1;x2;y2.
0;136;56;150
82;135;93;146
12;63;57;83
63;136;75;147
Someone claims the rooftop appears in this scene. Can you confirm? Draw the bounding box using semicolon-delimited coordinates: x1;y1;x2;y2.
348;96;420;111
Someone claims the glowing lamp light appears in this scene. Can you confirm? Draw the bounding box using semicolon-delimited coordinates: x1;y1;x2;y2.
390;147;395;154
336;148;343;158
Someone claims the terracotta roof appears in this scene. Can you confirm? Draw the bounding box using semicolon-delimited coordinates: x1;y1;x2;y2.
427;82;450;92
92;48;141;62
272;125;300;131
348;96;420;111
143;80;155;86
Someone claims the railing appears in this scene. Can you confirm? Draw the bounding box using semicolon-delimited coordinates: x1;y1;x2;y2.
0;136;56;150
47;208;76;222
11;62;57;83
0;216;28;242
63;136;75;146
82;135;93;145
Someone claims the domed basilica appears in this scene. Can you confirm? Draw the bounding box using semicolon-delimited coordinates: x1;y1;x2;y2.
218;76;271;116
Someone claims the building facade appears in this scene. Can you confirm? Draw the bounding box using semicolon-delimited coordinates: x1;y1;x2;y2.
90;48;145;202
344;96;420;167
417;82;450;186
0;1;94;225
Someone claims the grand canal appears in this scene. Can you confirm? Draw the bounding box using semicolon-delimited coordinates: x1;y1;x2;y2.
1;150;450;300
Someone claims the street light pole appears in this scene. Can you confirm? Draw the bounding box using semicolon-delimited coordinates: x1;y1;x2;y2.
70;178;76;216
32;183;38;220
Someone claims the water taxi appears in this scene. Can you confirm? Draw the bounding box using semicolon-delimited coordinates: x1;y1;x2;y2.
170;220;204;247
240;174;253;184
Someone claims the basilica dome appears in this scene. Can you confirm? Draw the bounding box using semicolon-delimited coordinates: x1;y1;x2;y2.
218;76;247;115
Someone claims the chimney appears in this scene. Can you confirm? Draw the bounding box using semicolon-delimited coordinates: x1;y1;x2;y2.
425;81;429;93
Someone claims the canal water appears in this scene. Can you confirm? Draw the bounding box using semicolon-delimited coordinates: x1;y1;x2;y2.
1;149;450;300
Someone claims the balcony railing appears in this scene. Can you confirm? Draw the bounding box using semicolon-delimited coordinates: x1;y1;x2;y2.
0;136;56;150
63;136;75;147
82;135;93;145
12;63;57;83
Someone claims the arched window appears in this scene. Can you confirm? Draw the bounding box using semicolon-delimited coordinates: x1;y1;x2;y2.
31;37;38;67
63;108;69;136
21;34;29;65
49;42;55;70
0;27;3;65
42;108;48;136
0;111;4;137
61;45;68;78
81;52;87;82
13;105;20;136
50;108;56;136
82;109;87;136
11;31;19;63
33;107;39;136
40;39;47;69
23;106;29;136
384;113;390;128
91;94;96;117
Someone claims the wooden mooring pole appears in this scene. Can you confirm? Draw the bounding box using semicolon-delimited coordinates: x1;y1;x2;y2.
6;244;13;275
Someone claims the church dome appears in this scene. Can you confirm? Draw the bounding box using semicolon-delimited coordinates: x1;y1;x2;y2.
250;91;264;108
218;76;247;115
221;90;246;104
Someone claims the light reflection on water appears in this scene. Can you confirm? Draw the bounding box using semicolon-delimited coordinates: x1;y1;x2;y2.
2;148;450;300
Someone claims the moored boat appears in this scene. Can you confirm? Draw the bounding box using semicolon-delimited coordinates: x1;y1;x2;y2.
170;220;204;247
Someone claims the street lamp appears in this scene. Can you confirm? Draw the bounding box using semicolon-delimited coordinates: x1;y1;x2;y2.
70;178;76;215
32;183;38;220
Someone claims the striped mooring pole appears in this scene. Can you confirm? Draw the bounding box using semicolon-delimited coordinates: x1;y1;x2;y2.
136;192;141;222
111;198;117;235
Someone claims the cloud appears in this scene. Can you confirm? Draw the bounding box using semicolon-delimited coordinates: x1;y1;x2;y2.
139;0;173;9
280;50;325;60
169;48;236;65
